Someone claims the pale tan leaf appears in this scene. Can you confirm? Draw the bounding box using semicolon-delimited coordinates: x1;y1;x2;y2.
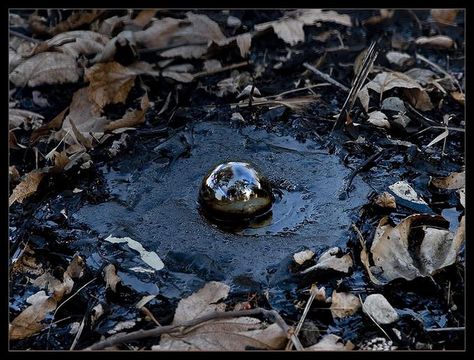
306;334;355;351
451;91;465;105
431;171;465;190
160;45;208;59
30;107;68;144
162;70;195;82
130;9;158;28
236;33;252;57
9;108;44;129
293;249;315;265
296;9;352;27
330;291;361;318
415;35;454;49
85;62;137;108
9;171;45;206
386;51;414;68
369;214;463;283
374;192;397;209
133;17;183;49
458;188;465;208
9;297;57;340
363;71;433;111
431;9;459;25
271;19;305;46
104;264;122;292
9;52;80;87
104;94;150;131
362;9;394;25
367;110;390;129
173;281;230;324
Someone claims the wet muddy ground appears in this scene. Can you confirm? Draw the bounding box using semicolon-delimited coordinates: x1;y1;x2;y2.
9;9;464;350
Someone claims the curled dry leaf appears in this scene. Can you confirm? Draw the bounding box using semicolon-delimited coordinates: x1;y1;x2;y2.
367;110;390;129
29;10;104;36
386;51;414;69
156;281;286;351
302;247;353;274
104;94;149;131
9;52;80;87
103;264;122;292
358;71;433;112
306;334;355;351
415;35;454;49
85;61;137;108
362;9;394;26
362;294;399;325
330;291;361;318
430;171;465;190
431;9;459;26
293;249;315;265
10;256;84;340
255;9;351;46
366;214;464;284
9;171;45;207
374;192;397;209
451;91;465;105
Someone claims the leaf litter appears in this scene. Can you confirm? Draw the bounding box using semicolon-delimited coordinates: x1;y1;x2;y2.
9;9;464;351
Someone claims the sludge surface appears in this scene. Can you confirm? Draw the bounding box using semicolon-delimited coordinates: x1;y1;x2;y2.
72;121;372;291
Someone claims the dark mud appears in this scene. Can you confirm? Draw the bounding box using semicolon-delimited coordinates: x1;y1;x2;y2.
72;120;371;293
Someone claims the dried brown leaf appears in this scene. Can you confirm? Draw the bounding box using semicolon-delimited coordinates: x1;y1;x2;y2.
9;171;45;206
415;35;454;49
451;91;465;105
9;52;80;87
359;71;433;111
306;334;355;351
104;264;122;292
362;9;394;25
431;171;465;190
431;9;459;26
367;110;390;129
85;61;137;108
9;166;20;183
374;192;397;209
130;9;158;28
330;291;361;318
29;10;104;36
104;94;150;131
30;107;68;144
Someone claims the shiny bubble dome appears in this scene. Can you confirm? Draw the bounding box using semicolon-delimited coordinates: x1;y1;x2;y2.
198;161;274;220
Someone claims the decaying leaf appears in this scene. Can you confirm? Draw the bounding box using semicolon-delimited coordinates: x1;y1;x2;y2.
404;68;438;87
306;334;355;351
104;235;165;271
366;214;464;284
9;171;45;207
293;249;315;265
362;294;399;325
155;281;286;351
359;71;433;112
9;165;20;183
104;94;150;131
451;91;465;105
431;9;459;26
330;291;361;318
415;35;454;49
85;62;137;108
29;10;104;36
374;192;397;209
386;51;414;69
9;108;44;129
430;171;465;190
10;256;85;340
362;9;394;26
9;52;80;87
302;247;353;274
30;107;68;144
255;9;351;46
103;264;122;292
367;110;390;129
388;180;430;213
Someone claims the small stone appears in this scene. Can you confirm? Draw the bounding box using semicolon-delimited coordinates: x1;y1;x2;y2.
363;294;399;324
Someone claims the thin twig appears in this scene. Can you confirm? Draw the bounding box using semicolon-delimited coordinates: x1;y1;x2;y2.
340;149;385;198
332;41;379;132
70;314;87;350
303;63;350;92
267;83;331;99
85;307;303;351
425;327;464;333
285;284;319;350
